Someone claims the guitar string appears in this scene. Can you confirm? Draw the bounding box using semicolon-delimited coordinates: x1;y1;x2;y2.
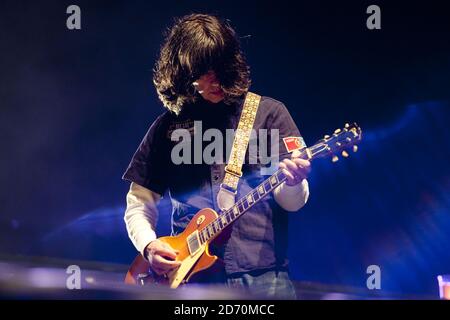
197;144;324;244
197;127;360;243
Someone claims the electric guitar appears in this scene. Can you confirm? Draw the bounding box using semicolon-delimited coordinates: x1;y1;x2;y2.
124;123;362;288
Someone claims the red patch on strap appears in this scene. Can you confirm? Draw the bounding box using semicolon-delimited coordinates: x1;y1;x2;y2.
283;136;306;153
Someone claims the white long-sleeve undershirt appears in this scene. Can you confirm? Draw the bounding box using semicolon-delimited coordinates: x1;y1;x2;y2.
124;182;161;256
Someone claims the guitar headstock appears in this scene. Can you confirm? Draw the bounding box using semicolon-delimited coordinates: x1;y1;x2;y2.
309;123;362;162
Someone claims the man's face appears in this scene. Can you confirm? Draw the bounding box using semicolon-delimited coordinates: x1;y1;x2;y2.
193;71;225;104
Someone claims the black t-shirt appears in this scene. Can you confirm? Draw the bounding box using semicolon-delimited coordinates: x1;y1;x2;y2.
122;95;303;275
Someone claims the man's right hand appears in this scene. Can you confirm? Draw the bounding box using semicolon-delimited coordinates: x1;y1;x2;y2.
144;239;181;276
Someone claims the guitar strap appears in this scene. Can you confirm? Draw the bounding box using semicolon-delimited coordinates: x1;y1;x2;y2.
216;91;261;211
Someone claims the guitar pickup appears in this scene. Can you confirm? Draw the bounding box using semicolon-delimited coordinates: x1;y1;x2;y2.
187;230;201;256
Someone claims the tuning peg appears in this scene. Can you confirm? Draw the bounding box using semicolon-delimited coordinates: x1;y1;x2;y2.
324;135;330;139
332;155;339;163
345;123;350;128
334;128;342;134
353;145;358;153
342;150;349;158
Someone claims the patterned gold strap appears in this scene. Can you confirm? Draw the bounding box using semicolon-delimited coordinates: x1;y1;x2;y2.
221;92;261;192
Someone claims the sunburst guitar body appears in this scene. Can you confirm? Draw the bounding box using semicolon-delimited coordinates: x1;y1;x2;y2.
125;208;222;288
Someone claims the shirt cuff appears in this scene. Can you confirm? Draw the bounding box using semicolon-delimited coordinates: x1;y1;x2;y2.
273;179;310;212
136;230;157;258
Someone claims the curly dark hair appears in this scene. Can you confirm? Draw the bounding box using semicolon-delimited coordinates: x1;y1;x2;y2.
153;14;251;114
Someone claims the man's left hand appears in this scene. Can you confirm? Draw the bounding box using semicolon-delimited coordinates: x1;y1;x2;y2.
279;150;311;186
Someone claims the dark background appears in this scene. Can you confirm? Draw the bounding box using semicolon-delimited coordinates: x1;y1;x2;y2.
0;0;449;296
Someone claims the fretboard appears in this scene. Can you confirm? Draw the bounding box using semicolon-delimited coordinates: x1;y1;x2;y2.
198;167;288;245
195;123;362;244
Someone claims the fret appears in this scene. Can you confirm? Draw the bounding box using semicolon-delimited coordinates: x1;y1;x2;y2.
264;181;271;192
218;218;223;230
211;222;217;234
246;194;254;205
226;212;233;224
221;215;228;226
233;206;240;217
199;231;205;244
237;202;244;213
258;185;265;196
252;190;260;201
205;227;211;239
208;225;214;237
242;200;249;210
215;220;221;232
270;175;278;187
276;170;286;182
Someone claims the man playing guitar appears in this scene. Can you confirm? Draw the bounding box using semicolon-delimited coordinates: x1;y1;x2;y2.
123;13;311;299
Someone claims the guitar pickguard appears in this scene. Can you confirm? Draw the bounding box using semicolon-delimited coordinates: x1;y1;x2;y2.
168;244;206;288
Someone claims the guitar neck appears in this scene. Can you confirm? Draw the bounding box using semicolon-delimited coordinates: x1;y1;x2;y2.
198;149;311;245
197;123;362;245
